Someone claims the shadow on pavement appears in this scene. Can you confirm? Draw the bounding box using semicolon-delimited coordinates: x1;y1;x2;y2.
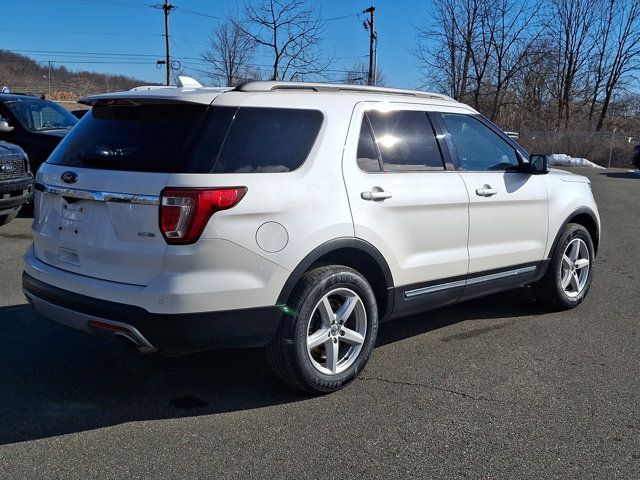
0;287;544;445
17;207;33;219
600;171;640;179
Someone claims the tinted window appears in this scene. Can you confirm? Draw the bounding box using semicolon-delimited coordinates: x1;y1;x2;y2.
47;104;207;172
439;113;518;171
182;107;236;173
5;99;77;131
357;119;381;172
186;107;323;173
367;110;444;171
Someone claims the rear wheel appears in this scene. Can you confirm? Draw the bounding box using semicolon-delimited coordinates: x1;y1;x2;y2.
267;265;378;394
532;223;595;310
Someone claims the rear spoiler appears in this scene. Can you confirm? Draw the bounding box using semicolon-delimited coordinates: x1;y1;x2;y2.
79;85;232;106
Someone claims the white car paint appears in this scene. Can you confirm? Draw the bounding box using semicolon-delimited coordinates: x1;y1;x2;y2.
25;82;600;321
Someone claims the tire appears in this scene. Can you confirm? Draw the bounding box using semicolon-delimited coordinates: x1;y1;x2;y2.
532;223;595;310
267;265;378;394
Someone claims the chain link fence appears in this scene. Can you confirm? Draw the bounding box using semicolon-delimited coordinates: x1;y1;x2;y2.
517;131;639;168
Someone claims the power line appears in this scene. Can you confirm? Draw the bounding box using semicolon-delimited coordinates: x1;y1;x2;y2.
18;0;148;7
0;28;161;38
178;8;225;20
325;12;361;22
7;49;161;57
5;49;370;76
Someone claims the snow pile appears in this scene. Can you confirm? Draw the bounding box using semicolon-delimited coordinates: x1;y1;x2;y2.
548;154;605;169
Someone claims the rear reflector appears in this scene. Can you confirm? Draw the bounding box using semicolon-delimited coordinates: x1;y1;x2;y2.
89;320;131;333
159;187;247;244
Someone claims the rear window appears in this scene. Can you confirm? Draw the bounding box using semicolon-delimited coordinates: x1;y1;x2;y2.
47;103;207;172
184;107;323;173
47;104;323;174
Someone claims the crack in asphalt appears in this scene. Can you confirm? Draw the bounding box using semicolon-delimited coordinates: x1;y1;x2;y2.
358;375;507;404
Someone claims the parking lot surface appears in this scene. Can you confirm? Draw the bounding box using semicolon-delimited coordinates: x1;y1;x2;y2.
0;168;638;479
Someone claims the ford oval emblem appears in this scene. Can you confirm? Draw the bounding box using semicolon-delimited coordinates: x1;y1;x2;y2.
61;171;78;184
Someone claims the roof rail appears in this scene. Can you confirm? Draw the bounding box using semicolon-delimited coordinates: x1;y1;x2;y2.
235;81;454;101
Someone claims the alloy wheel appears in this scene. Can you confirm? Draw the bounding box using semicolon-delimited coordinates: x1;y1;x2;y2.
561;238;590;298
306;288;367;375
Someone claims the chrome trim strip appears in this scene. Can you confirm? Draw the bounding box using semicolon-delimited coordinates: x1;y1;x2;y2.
404;266;538;298
465;265;537;286
404;280;466;298
35;182;160;206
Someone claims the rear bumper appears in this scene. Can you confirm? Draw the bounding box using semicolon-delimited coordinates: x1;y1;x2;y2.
23;272;283;355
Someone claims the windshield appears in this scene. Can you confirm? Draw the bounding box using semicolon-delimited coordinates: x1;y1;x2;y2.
5;99;77;131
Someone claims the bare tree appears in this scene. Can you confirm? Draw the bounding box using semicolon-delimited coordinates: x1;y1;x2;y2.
587;0;616;126
415;0;544;122
592;0;640;131
414;0;482;100
414;0;640;133
235;0;331;81
551;0;599;128
508;39;558;130
482;0;545;121
202;19;257;86
342;60;387;86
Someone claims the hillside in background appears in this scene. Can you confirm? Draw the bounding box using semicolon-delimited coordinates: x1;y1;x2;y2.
0;50;153;101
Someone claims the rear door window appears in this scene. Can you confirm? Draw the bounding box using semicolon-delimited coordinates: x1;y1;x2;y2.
366;110;444;171
186;107;323;173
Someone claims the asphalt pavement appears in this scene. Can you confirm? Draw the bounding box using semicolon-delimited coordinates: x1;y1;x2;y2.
0;168;638;479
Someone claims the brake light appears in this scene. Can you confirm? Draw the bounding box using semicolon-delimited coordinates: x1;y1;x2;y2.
159;187;247;244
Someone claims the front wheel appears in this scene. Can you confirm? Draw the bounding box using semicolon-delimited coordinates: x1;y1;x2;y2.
267;265;378;394
532;223;595;310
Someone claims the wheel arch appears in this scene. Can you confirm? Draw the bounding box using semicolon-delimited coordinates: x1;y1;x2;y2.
276;238;395;321
549;207;600;257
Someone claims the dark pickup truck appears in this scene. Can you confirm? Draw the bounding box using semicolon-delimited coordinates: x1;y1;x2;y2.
0;93;77;173
0;141;33;226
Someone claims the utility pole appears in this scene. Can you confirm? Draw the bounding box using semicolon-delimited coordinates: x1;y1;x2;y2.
153;0;175;86
47;61;51;97
363;6;376;86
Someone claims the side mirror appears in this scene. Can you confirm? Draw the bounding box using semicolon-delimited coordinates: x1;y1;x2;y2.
528;154;549;174
0;119;13;133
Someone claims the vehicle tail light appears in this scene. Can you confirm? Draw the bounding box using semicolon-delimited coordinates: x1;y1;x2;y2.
159;187;247;244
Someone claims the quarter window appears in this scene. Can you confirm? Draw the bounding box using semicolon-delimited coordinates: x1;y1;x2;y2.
187;107;323;173
439;113;518;171
356;120;381;172
366;110;444;171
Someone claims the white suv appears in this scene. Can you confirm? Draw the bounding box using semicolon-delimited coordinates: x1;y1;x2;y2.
23;80;600;393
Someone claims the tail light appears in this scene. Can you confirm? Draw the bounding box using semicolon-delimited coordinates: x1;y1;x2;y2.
160;187;247;244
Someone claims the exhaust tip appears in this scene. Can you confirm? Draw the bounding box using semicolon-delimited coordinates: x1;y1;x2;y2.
89;319;158;354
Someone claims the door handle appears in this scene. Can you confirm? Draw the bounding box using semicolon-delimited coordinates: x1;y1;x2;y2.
475;184;498;197
361;188;392;201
